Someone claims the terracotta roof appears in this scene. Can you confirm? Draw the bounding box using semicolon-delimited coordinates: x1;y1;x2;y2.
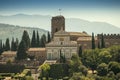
77;36;97;41
68;32;91;37
28;48;46;52
77;37;92;41
2;51;16;56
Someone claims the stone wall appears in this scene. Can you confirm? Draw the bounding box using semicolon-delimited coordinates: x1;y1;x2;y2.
97;34;120;48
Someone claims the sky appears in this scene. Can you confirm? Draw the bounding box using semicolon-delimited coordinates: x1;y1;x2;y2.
0;0;120;27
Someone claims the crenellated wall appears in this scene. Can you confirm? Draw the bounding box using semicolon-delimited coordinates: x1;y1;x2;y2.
97;34;120;48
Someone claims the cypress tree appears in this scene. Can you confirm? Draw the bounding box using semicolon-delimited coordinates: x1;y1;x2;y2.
78;46;82;57
22;30;30;50
14;38;19;51
63;54;66;63
37;31;40;47
5;38;10;51
31;30;36;47
16;40;27;60
41;34;46;47
98;41;101;49
11;37;15;51
0;40;3;54
60;49;62;63
92;32;95;49
2;43;5;51
101;33;105;48
0;40;2;49
47;32;51;43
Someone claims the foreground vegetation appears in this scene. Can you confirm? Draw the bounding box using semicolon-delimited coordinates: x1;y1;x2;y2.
39;45;120;80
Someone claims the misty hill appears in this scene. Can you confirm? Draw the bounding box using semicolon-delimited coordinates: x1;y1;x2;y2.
0;14;120;34
0;23;48;43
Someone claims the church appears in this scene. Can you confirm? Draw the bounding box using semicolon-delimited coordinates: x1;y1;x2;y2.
44;15;120;61
46;15;94;60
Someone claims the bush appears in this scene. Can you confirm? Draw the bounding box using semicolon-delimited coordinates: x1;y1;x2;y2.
49;63;69;79
116;73;120;80
0;64;25;73
97;63;108;76
108;61;120;74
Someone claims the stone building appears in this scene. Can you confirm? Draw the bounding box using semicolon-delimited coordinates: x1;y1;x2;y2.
46;15;120;60
0;51;16;63
27;48;46;63
46;29;78;60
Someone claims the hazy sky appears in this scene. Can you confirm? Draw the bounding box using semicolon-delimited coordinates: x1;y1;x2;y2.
0;0;120;27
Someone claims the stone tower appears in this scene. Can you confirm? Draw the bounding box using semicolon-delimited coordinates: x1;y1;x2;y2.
51;15;65;38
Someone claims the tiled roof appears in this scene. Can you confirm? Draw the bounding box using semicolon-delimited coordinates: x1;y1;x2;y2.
69;32;91;37
77;36;97;41
2;51;16;56
77;37;92;41
28;48;46;52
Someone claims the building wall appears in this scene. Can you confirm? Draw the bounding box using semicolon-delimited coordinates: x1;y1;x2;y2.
27;50;46;63
97;34;120;48
46;47;77;60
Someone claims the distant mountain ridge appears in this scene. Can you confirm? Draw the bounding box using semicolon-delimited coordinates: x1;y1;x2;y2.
0;23;48;43
0;14;120;35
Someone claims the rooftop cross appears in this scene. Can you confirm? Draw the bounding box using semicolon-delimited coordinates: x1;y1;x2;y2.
59;9;62;15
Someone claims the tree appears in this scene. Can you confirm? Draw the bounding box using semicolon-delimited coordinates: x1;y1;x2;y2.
11;37;19;51
99;50;112;64
59;50;66;63
70;73;82;80
69;54;82;74
47;32;51;43
31;30;36;47
116;73;120;80
22;30;30;49
98;41;101;49
108;61;120;74
36;31;40;47
0;40;3;54
39;63;50;80
40;34;46;47
82;49;101;73
63;54;66;63
25;76;34;80
92;32;95;49
11;37;15;51
5;38;10;51
14;38;19;51
109;45;120;62
97;63;108;76
16;40;27;60
49;64;69;79
101;33;105;48
78;46;82;57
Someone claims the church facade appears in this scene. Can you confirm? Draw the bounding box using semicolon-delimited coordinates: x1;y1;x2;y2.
46;15;78;60
46;29;78;60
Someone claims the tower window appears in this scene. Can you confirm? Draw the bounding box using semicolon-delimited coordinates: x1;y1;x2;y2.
55;28;58;32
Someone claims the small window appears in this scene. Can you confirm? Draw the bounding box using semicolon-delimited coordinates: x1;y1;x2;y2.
59;37;64;41
55;28;58;32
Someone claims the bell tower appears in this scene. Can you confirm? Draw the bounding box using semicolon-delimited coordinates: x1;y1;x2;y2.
51;15;65;38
